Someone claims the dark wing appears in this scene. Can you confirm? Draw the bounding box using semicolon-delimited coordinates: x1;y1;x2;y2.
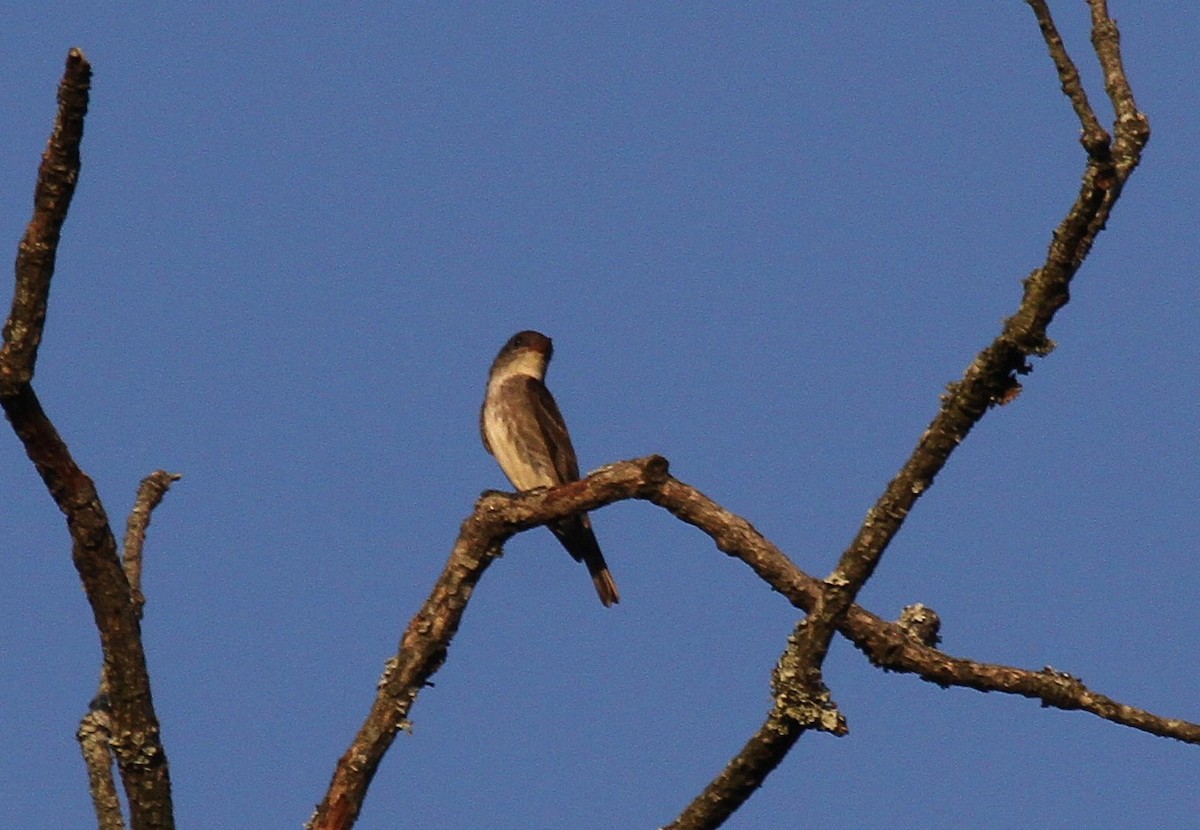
510;379;619;606
520;376;582;483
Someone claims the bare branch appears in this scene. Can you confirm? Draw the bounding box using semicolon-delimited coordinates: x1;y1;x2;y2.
1086;0;1150;166
309;457;671;830
0;48;89;393
122;470;183;619
314;448;1195;827
622;468;1200;747
664;623;846;830
666;3;1152;825
1;50;175;830
652;474;1200;743
78;707;126;830
73;469;182;827
666;715;805;830
2;388;175;829
1026;0;1109;151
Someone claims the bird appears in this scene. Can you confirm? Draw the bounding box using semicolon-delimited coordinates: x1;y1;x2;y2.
480;330;620;607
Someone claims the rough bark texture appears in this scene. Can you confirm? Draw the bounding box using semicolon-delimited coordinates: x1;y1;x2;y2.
4;5;1171;829
1;50;176;830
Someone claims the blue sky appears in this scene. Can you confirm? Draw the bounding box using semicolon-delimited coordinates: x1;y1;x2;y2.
1;4;1197;828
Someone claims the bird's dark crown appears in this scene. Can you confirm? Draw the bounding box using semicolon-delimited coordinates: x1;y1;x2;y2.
501;330;553;359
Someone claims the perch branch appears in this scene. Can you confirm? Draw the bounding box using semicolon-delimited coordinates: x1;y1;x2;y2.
308;457;671;830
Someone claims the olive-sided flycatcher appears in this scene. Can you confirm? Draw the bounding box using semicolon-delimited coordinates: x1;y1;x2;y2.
481;330;620;607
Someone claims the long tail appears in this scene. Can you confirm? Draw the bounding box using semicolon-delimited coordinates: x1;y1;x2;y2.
586;559;621;608
550;515;620;607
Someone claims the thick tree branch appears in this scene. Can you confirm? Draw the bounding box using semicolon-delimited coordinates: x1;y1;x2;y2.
309;457;671;830
2;331;175;830
666;3;1151;826
1;50;175;830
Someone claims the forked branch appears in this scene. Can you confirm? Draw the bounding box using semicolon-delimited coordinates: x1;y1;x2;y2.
667;2;1150;826
1;50;177;830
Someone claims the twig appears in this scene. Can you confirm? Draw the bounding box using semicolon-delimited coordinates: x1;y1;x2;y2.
1027;0;1109;151
122;470;183;619
1087;0;1149;163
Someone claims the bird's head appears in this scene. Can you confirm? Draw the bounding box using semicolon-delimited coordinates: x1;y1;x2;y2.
491;330;553;379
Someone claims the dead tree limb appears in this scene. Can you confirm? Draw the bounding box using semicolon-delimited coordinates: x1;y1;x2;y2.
1;50;177;830
666;2;1150;826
